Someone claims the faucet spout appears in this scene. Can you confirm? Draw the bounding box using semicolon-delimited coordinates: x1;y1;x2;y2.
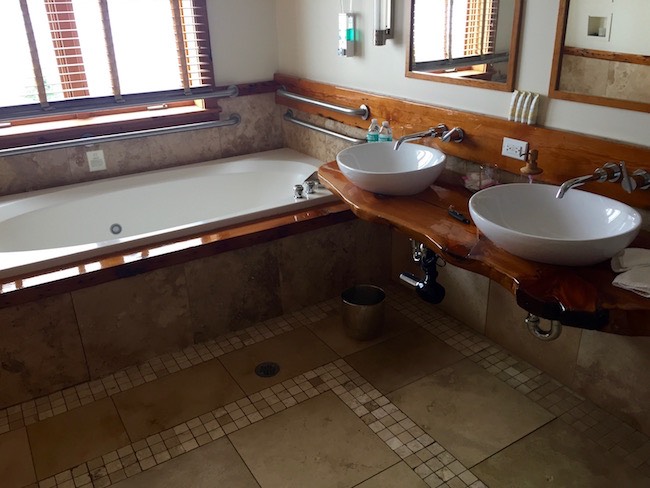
555;174;599;199
394;124;448;150
555;162;621;199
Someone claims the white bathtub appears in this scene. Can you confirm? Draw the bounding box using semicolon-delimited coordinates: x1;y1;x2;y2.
0;148;336;281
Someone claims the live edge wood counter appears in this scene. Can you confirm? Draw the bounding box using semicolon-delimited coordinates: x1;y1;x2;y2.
319;161;650;337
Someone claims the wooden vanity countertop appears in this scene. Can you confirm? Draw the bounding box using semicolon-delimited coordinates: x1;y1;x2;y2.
318;161;650;336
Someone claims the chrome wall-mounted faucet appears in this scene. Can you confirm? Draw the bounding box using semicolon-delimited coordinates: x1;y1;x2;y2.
556;161;650;198
393;124;464;150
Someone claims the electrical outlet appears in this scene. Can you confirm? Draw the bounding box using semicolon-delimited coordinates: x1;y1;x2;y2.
501;137;529;161
87;149;106;171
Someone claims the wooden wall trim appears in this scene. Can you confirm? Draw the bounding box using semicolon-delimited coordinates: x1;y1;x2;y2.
274;73;650;209
563;47;650;67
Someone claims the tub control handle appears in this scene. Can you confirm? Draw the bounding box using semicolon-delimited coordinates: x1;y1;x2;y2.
304;180;316;194
294;184;305;199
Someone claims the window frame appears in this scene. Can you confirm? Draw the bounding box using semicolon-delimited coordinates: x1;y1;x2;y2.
0;0;219;151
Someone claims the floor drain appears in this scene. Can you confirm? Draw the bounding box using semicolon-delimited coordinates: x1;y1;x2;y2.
255;361;280;378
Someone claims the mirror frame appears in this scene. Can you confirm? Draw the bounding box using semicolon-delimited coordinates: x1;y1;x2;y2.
549;0;650;113
405;0;523;92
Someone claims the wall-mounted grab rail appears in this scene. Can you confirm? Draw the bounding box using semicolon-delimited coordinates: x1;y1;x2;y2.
283;110;365;144
277;89;369;120
0;114;241;157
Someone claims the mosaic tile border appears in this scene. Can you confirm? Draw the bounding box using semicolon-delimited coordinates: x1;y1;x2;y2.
4;284;649;486
37;359;482;488
0;301;335;434
386;287;650;478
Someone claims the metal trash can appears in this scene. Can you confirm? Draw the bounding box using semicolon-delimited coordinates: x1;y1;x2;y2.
341;285;386;341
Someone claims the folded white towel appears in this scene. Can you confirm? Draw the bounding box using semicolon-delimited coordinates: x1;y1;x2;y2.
612;267;650;298
611;248;650;273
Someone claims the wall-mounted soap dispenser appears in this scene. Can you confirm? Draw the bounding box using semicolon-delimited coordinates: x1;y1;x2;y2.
338;12;356;57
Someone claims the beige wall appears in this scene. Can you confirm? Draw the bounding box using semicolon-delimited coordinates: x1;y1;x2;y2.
275;0;650;146
206;0;279;84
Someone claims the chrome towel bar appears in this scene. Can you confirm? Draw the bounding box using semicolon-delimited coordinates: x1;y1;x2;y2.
284;110;365;144
277;89;369;120
0;114;241;157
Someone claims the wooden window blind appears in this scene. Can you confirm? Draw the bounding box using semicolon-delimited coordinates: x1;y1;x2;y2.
1;0;215;122
464;0;498;57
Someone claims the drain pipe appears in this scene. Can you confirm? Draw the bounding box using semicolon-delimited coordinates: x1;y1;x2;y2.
525;313;562;341
400;241;446;304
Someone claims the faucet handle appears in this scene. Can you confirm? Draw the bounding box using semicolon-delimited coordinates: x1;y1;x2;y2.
619;161;634;193
595;162;621;182
632;169;650;191
429;124;448;138
441;127;464;143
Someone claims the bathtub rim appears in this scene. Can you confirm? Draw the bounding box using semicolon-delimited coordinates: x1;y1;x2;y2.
0;148;337;281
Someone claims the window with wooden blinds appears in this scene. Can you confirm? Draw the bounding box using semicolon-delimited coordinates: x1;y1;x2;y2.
0;0;216;138
464;0;498;57
411;0;504;72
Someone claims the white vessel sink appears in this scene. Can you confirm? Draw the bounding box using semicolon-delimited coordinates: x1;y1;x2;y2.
336;142;446;196
468;183;642;266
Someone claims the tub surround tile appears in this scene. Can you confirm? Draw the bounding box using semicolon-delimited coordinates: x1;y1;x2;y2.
346;327;465;394
0;428;36;488
307;306;419;357
184;241;283;342
560;56;610;98
112;437;260;488
73;265;193;378
572;330;650;437
0;92;280;197
474;418;650;487
0;293;88;409
283;109;363;163
485;283;582;386
282;111;329;162
69;138;154;182
389;359;555;468
27;397;130;480
278;220;389;314
112;358;245;442
229;391;399;488
0;148;76;196
278;221;357;312
608;61;650;104
218;94;284;159
146;126;223;170
219;327;338;395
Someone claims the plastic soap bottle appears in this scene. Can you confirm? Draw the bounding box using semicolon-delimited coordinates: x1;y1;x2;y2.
378;121;393;142
366;118;380;143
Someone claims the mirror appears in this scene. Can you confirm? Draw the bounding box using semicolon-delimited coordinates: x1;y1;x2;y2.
406;0;523;92
549;0;650;113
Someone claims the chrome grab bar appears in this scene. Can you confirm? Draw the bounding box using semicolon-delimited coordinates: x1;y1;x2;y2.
283;110;365;144
0;114;241;157
277;89;369;120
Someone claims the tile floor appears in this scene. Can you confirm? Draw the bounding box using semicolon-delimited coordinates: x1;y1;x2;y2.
1;285;650;488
